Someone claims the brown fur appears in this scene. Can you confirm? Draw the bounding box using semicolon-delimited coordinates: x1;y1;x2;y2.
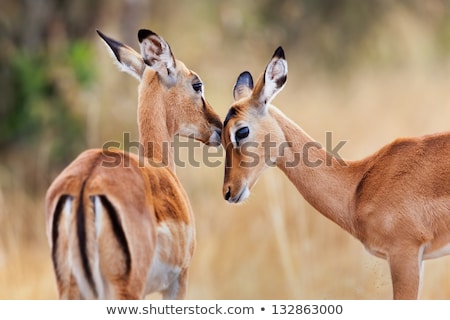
45;30;221;299
222;47;450;299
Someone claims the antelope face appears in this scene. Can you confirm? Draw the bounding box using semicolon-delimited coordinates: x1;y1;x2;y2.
222;47;287;203
164;61;223;146
97;29;222;147
136;29;222;146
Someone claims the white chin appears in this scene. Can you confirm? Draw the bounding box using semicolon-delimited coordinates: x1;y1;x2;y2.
232;185;250;204
239;186;250;202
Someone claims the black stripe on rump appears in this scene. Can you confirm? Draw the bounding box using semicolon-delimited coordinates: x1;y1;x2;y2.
99;195;131;276
76;180;98;298
51;194;71;281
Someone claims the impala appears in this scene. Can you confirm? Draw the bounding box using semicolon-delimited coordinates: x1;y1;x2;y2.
45;29;222;299
222;46;450;299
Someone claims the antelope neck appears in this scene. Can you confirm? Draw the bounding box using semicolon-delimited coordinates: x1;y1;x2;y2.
270;107;362;233
137;76;176;171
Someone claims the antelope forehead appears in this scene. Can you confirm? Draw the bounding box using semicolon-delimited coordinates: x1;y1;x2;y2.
223;103;249;127
224;107;238;128
223;108;240;146
175;59;187;71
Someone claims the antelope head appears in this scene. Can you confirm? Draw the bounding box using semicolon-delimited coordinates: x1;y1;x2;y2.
222;47;288;203
97;29;222;148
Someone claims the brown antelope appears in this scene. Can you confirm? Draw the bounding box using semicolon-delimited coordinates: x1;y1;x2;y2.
222;46;450;299
45;29;222;299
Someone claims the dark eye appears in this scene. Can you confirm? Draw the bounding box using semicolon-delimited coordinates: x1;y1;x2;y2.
235;126;249;145
192;82;203;93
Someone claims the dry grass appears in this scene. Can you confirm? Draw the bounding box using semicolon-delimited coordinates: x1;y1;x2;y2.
0;186;56;299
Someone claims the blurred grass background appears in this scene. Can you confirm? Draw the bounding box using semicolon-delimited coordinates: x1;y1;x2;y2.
1;0;450;299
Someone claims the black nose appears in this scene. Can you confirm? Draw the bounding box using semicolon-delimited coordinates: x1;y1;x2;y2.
224;187;231;201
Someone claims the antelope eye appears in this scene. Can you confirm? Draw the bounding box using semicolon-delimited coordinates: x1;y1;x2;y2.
235;126;249;144
192;82;203;93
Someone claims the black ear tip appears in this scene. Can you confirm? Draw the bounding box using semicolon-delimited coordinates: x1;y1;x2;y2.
273;46;285;59
237;71;252;81
236;71;254;89
96;29;106;40
138;29;157;42
96;30;123;62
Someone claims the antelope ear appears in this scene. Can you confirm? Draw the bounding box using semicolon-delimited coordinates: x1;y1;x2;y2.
251;46;287;112
138;29;176;83
233;71;254;101
97;30;146;81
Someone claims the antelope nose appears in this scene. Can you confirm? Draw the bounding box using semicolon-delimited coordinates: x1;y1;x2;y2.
208;129;222;146
224;187;231;201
